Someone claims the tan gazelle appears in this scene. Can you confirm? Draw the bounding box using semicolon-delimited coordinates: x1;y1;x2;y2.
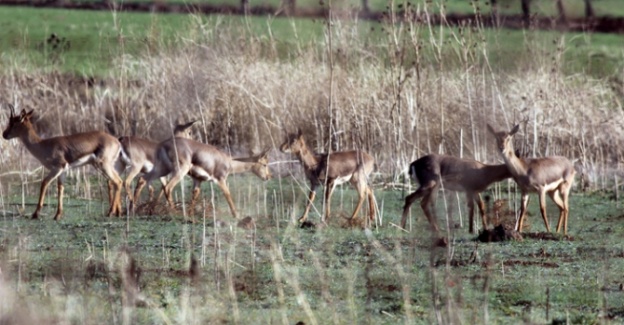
487;124;575;234
142;138;271;219
400;154;512;233
280;130;376;226
115;120;196;208
2;106;123;220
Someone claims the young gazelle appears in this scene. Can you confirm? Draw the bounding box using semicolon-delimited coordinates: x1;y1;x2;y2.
115;121;196;208
487;124;576;234
2;106;123;220
143;138;271;219
400;154;512;233
280;130;376;226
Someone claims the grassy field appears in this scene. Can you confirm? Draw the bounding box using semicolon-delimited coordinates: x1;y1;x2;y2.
0;174;623;323
66;0;624;17
1;6;623;76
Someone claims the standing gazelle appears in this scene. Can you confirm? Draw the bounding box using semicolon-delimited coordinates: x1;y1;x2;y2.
487;124;576;234
400;154;512;233
280;130;376;226
116;120;196;208
143;138;272;219
2;106;123;220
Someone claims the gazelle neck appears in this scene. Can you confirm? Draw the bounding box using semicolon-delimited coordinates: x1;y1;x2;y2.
500;145;527;177
19;125;44;152
484;163;513;182
229;159;254;174
295;142;320;171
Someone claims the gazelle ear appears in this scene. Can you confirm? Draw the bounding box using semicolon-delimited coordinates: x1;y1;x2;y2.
19;109;30;122
182;120;197;129
23;110;35;122
510;124;520;135
296;128;303;139
173;120;197;134
7;104;16;118
486;124;496;135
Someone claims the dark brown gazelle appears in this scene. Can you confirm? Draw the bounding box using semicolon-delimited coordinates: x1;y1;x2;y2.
2;105;123;220
401;154;512;233
114;120;196;209
142;138;271;219
280;130;376;226
487;124;576;234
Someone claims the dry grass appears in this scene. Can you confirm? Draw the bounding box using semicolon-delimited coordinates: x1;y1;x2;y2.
1;20;622;191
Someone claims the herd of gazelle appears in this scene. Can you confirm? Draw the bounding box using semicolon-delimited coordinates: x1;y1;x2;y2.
2;105;576;234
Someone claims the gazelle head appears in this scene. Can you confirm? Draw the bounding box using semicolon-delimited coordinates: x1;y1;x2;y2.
487;123;520;156
3;106;34;140
280;129;306;154
173;120;197;139
250;148;272;181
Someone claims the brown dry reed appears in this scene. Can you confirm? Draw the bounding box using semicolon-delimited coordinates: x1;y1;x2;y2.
1;17;622;191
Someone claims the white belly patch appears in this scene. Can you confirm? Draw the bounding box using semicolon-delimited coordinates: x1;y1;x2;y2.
70;154;96;168
333;174;353;186
142;161;155;174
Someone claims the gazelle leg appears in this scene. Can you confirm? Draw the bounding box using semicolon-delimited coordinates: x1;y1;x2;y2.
367;187;376;225
561;185;572;235
349;179;367;224
400;181;435;229
217;178;237;219
133;177;147;204
101;163;123;217
401;189;424;229
517;194;531;232
107;180;115;209
188;178;202;219
299;187;317;223
123;165;142;206
475;193;487;230
467;192;487;233
323;181;336;224
421;189;440;232
54;174;66;221
163;164;191;207
537;189;551;232
466;192;476;234
34;168;64;219
154;177;168;201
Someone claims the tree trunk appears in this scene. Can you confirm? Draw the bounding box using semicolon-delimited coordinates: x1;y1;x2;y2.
521;0;531;27
240;0;249;15
286;0;296;15
102;0;115;9
361;0;370;15
555;0;567;25
584;0;594;18
491;0;500;27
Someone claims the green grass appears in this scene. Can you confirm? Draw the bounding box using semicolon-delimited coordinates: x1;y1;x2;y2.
1;174;623;323
0;6;192;74
2;6;624;77
68;0;624;17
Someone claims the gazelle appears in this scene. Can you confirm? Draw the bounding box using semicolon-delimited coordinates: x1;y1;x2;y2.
2;106;123;220
400;154;512;233
487;124;576;234
280;130;376;226
143;138;271;219
116;121;196;208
